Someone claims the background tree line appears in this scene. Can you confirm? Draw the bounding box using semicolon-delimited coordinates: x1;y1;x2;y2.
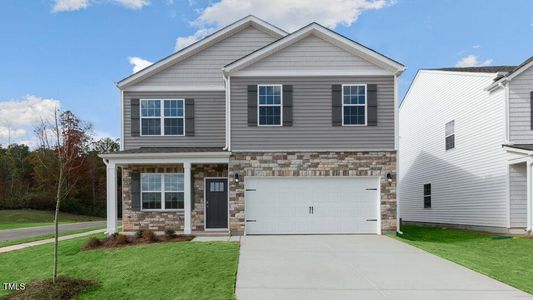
0;110;119;217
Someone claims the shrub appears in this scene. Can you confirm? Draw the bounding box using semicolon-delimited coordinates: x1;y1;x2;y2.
114;234;129;245
142;230;158;242
134;230;143;239
82;237;101;250
110;232;119;239
165;228;176;238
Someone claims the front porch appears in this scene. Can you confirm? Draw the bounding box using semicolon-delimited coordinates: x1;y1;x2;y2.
504;144;533;234
99;148;231;235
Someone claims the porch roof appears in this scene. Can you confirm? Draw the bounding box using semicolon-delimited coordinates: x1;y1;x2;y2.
504;144;533;152
99;147;230;164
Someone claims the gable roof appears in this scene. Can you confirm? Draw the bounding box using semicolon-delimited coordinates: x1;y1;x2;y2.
485;56;533;91
433;66;516;73
117;15;287;89
222;22;405;75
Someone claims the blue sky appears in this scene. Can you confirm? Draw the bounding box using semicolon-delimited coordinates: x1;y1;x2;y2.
0;0;532;146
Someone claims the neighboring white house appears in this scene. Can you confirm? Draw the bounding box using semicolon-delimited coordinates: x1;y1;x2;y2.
399;57;533;234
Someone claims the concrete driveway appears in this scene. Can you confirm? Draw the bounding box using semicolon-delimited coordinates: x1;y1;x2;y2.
236;235;532;300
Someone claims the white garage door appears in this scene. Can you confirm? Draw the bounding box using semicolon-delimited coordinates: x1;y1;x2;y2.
245;177;380;235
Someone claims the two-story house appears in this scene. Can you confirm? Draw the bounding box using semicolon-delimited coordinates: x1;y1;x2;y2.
100;16;405;236
399;56;533;234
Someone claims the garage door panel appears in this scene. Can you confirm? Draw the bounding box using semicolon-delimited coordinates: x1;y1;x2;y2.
245;177;380;235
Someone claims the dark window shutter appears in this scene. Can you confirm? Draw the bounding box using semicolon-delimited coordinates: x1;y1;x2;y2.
530;91;533;130
282;85;293;126
130;99;140;136
332;85;342;126
247;85;258;127
185;98;195;136
367;84;378;126
131;172;140;211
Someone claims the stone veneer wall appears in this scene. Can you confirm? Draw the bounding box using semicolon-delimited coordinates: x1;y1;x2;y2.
122;164;227;232
228;152;397;234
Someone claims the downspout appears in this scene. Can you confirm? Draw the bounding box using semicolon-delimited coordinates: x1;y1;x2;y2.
223;75;228;151
527;158;533;232
394;73;403;235
222;73;231;151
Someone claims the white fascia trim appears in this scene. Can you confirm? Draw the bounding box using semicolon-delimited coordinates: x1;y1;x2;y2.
223;24;405;75
487;60;533;91
117;16;287;89
507;59;533;81
232;69;395;77
231;148;397;153
99;151;231;160
503;146;533;156
123;86;225;92
102;157;230;166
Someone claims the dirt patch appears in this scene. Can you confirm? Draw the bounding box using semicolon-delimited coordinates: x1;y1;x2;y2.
81;231;194;250
0;276;97;300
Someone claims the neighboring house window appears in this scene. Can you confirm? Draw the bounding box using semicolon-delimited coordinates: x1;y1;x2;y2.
140;99;184;136
141;173;184;210
258;85;282;126
445;120;455;150
423;183;431;208
342;84;367;126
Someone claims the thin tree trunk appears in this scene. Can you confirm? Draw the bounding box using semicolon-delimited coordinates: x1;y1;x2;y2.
53;162;63;283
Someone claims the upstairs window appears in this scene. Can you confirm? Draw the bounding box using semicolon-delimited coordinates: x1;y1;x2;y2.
343;84;367;126
424;183;431;209
258;85;282;126
140;99;184;136
445;120;455;150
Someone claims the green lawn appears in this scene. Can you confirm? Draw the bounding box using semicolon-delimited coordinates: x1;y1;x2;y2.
0;209;104;230
0;235;239;299
396;225;533;294
0;226;105;248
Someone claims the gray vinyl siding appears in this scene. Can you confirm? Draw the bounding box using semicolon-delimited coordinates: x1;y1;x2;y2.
240;35;383;73
131;26;277;89
509;65;533;144
230;76;395;151
509;163;527;228
123;91;225;150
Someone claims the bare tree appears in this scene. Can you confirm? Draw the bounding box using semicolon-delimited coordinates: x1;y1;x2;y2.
35;109;91;283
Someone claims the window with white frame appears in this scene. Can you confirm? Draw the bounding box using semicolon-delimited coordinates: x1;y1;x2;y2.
141;173;184;210
423;183;431;209
258;85;282;126
140;99;184;136
445;120;455;150
342;84;367;125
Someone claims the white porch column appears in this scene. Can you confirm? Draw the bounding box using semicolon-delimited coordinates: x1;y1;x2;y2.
184;162;192;234
106;161;117;235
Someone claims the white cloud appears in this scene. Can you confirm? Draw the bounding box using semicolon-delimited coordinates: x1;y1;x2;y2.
52;0;149;12
472;45;480;49
175;0;395;50
455;55;493;68
128;56;153;73
0;95;60;146
52;0;90;12
115;0;150;10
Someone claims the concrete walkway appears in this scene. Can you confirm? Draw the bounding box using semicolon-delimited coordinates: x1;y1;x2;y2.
0;221;107;242
0;229;105;253
237;235;532;300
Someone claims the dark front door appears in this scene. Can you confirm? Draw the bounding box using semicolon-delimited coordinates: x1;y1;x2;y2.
205;178;228;229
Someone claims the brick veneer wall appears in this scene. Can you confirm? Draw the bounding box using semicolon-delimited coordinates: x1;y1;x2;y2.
228;151;397;234
122;164;228;232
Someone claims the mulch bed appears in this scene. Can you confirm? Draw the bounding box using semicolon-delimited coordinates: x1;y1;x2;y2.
81;230;195;251
0;276;97;300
